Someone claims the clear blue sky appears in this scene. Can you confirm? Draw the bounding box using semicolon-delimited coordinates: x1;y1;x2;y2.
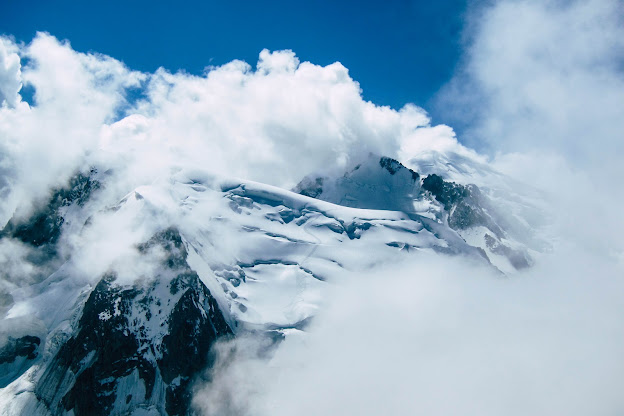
1;0;468;121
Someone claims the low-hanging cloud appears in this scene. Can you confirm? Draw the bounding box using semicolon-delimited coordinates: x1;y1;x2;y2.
1;0;623;412
0;34;144;225
436;0;624;257
193;249;624;416
192;0;624;414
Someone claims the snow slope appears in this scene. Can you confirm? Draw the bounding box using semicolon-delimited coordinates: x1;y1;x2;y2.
0;154;542;415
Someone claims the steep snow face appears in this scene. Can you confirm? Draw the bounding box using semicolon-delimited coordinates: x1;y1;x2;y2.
405;149;551;254
295;154;538;274
294;154;422;213
169;168;490;331
0;157;540;415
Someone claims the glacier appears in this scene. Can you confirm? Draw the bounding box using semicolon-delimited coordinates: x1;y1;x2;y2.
0;153;543;415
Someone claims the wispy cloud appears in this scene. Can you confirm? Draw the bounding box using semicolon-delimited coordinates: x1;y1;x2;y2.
438;0;624;175
195;250;624;415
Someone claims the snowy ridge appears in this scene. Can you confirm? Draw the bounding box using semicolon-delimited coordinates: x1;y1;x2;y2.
0;154;542;415
295;153;538;272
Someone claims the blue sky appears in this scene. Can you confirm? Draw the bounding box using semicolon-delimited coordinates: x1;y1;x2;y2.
1;2;624;415
1;0;467;120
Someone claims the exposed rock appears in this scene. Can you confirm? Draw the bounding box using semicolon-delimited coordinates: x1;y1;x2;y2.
379;156;419;180
422;174;502;236
0;335;41;364
0;335;42;388
295;177;324;198
1;170;99;248
34;228;232;416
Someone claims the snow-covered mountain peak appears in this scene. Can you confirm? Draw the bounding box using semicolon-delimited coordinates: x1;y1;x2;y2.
294;153;536;273
0;154;544;415
294;153;421;213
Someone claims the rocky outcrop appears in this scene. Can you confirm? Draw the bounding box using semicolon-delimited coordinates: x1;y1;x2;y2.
421;174;497;233
1;170;99;249
34;229;232;416
0;335;41;388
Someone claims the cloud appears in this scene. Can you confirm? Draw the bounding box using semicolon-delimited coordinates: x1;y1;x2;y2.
191;1;624;414
113;50;412;187
0;33;144;225
438;0;624;178
1;5;622;413
194;250;624;416
0;32;466;230
435;0;624;255
0;37;22;109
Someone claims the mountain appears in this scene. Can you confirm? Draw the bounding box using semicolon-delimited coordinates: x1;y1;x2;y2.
0;154;541;415
295;153;535;272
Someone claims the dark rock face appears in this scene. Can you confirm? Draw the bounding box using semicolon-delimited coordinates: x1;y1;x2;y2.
422;174;469;211
37;274;151;415
159;280;231;415
0;170;102;387
0;335;41;364
422;174;531;270
35;228;232;416
379;156;419;181
422;174;501;235
1;170;99;249
0;335;42;388
296;177;324;198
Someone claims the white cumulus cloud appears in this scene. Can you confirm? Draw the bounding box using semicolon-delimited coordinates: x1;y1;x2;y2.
191;1;624;414
0;32;465;226
0;37;22;109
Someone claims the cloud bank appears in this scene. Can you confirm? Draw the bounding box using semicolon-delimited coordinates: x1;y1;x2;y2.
1;0;623;413
0;37;21;109
439;0;624;177
194;250;624;416
192;0;624;414
438;0;624;258
0;32;471;228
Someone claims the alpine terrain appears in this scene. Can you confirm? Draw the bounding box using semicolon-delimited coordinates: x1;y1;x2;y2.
0;152;543;415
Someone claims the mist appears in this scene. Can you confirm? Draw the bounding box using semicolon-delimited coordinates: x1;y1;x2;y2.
194;249;624;415
192;0;624;414
0;0;623;414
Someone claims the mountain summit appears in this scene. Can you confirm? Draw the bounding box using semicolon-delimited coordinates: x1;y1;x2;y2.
0;153;539;415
